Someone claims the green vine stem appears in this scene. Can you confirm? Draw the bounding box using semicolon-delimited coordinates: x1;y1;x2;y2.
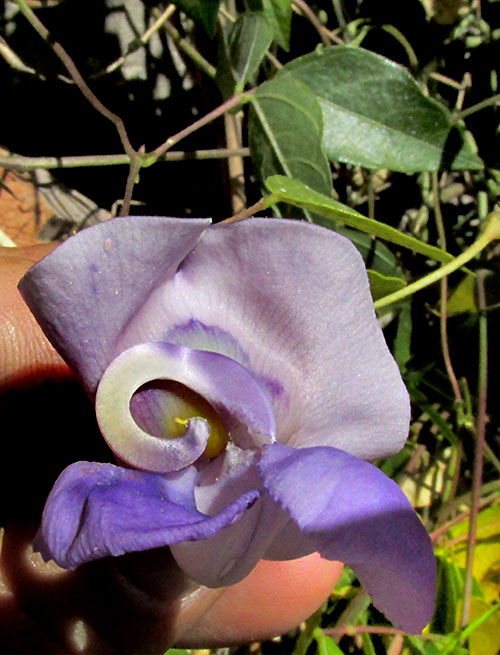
0;149;250;171
432;171;462;404
456;91;500;120
460;269;489;628
120;145;145;217
374;210;500;310
150;92;253;162
163;15;216;79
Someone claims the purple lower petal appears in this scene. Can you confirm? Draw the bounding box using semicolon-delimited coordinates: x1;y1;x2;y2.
259;443;436;633
96;341;276;472
34;461;259;570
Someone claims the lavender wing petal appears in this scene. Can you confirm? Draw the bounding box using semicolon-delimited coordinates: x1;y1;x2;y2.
259;442;436;633
34;461;259;569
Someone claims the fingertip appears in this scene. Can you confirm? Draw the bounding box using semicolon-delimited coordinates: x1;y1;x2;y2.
0;244;71;390
179;554;343;647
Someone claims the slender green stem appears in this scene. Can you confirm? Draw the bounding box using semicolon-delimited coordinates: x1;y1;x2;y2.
456;92;500;120
374;211;500;310
332;591;371;643
460;270;489;628
331;0;347;29
119;145;145;217
0;148;250;171
381;24;418;70
433;171;462;404
93;3;177;78
430;493;498;544
367;169;375;220
293;0;332;46
152;92;252;161
223;197;268;223
163;18;216;79
325;626;443;640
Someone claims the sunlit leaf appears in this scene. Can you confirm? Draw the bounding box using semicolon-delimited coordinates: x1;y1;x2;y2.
468;598;500;655
446;274;478;314
335;226;405;280
265;175;455;263
313;628;345;655
262;0;292;50
282;46;483;172
394;303;412;372
430;556;462;634
216;12;273;97
173;0;221;36
368;270;406;301
249;75;333;220
446;506;500;603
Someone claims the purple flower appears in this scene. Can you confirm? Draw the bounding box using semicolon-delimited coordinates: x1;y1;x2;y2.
19;216;435;633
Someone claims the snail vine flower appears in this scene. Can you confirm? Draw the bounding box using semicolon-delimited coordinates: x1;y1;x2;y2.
19;216;436;633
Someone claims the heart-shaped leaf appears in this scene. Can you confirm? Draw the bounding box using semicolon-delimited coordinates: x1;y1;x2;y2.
249;75;333;220
282;46;483;173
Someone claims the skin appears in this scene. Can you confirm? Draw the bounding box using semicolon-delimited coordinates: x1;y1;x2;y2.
0;245;343;655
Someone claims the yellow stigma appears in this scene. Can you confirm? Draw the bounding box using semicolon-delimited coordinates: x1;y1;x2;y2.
164;384;229;458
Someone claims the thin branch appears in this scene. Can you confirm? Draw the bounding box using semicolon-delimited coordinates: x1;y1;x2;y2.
14;0;135;158
0;148;250;171
223;198;268;223
152;92;253;161
163;18;216;79
432;171;462;404
431;493;498;543
456;92;500;120
324;625;442;640
120;146;145;217
374;211;500;310
292;0;332;46
93;3;177;78
460;269;489;628
381;24;418;70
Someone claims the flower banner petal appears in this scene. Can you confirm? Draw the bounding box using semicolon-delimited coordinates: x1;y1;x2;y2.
18;216;210;396
259;443;436;633
120;218;409;460
96;342;276;471
34;461;259;569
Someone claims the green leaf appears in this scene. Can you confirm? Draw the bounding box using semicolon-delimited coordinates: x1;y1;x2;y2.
173;0;221;36
394;303;412;372
282;46;483;173
445;505;500;604
216;12;273;98
313;628;346;655
249;74;333;220
430;556;462;634
468;598;500;655
262;0;292;50
335;226;405;280
367;270;406;301
446;274;478;314
292;605;326;655
265;175;455;264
